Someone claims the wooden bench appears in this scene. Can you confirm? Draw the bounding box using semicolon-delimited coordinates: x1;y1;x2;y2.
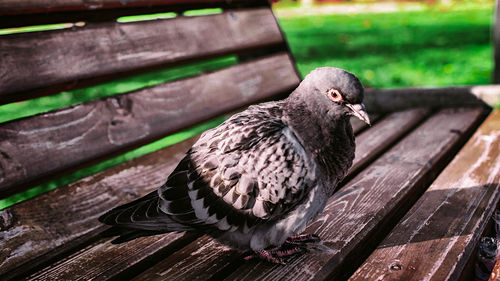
0;1;499;280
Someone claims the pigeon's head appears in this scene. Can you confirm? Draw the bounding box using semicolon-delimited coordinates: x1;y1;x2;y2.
293;67;370;125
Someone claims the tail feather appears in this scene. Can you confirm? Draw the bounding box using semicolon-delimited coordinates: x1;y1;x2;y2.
98;190;188;243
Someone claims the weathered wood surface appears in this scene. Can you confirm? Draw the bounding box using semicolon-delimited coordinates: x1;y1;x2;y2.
113;109;432;281
364;85;500;113
0;0;270;29
347;108;429;177
0;0;257;15
225;108;486;281
0;137;197;280
21;110;416;281
0;53;299;199
0;8;285;104
350;109;500;281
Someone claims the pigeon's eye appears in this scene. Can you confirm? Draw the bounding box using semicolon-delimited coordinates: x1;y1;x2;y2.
328;89;343;102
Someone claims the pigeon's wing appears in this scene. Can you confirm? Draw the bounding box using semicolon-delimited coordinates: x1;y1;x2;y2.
165;104;318;231
100;104;318;236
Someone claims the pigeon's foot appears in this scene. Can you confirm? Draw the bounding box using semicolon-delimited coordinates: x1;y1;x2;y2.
243;246;305;264
285;233;321;245
243;234;321;264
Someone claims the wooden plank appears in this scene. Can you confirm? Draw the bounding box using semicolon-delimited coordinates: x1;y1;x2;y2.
364;85;500;113
25;233;201;281
23;109;428;281
350;109;500;281
0;0;269;29
0;136;198;280
0;53;299;199
0;8;285;104
223;108;486;281
0;0;259;15
89;109;429;281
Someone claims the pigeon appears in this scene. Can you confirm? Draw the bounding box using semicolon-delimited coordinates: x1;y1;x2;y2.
99;67;370;264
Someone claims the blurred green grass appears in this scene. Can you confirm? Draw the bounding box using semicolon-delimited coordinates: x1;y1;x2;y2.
277;6;493;88
0;4;495;209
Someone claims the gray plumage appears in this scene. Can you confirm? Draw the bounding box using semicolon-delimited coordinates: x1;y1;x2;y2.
99;67;369;252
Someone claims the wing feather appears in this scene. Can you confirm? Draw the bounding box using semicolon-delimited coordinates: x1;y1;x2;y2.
100;103;317;237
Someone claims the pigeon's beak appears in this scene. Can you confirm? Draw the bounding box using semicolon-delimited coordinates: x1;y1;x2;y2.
346;103;371;125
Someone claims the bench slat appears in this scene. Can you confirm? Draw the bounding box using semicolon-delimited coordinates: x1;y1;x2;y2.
126;108;431;281
349;109;500;281
0;136;196;280
15;111;380;280
224;108;486;281
26;109;428;281
0;0;256;15
0;8;285;104
0;53;299;199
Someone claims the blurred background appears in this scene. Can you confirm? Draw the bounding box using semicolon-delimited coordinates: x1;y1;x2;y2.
272;0;493;88
0;0;495;208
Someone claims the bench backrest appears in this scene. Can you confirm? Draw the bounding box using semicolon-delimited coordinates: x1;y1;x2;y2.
0;0;301;199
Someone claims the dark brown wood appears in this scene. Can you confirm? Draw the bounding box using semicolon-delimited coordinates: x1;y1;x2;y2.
223;108;486;281
25;233;201;281
0;0;270;29
0;0;257;15
494;0;500;83
0;136;197;280
0;8;285;104
364;85;500;113
21;109;426;281
101;108;431;281
347;108;429;178
0;53;299;199
350;109;500;281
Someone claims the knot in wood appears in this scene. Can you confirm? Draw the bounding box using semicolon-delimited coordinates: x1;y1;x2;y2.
108;96;133;117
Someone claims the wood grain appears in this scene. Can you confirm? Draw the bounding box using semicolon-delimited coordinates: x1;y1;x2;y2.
0;135;198;280
0;0;258;15
224;108;486;281
350;109;500;281
0;53;300;198
21;109;426;281
365;85;500;113
115;109;431;281
0;8;285;104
